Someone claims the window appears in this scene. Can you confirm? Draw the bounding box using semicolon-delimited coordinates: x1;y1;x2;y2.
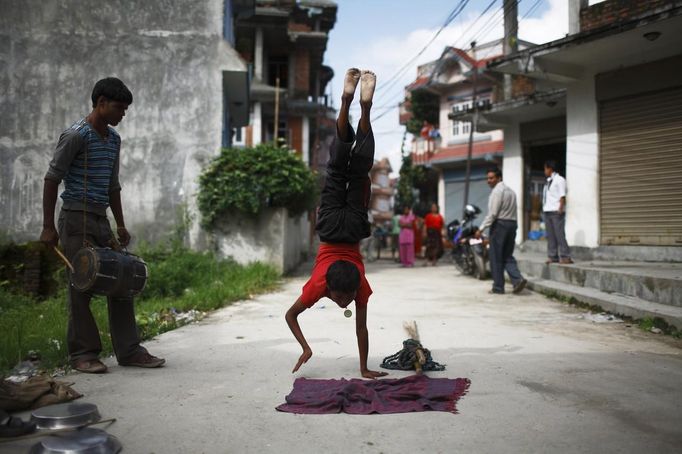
268;56;288;88
265;120;288;144
452;120;470;137
451;101;472;137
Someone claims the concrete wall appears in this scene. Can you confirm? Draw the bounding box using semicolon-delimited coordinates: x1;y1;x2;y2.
0;0;246;246
566;76;600;248
213;208;309;274
502;121;524;244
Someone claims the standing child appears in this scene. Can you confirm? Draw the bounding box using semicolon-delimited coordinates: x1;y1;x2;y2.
285;68;387;379
40;78;164;373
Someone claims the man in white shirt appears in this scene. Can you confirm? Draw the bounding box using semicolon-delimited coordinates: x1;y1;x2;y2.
542;161;573;264
476;167;527;294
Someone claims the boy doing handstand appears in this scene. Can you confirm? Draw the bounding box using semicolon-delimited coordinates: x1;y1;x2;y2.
285;68;388;379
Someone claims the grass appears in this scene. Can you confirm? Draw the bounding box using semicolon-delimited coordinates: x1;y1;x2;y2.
0;243;280;373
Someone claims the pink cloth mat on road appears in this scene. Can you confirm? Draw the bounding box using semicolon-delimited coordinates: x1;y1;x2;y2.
276;374;470;415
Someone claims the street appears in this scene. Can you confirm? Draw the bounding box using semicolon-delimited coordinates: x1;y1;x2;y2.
5;261;681;454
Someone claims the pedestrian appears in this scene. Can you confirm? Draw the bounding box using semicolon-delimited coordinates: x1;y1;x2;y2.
391;210;401;262
360;211;376;262
476;167;527;295
413;213;424;258
423;202;444;266
399;206;416;267
285;68;387;379
39;77;165;373
543;160;573;264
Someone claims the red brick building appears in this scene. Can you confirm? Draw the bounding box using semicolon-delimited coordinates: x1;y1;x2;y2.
234;0;337;173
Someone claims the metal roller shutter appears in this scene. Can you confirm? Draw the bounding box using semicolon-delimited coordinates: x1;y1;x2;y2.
444;179;490;224
600;86;682;245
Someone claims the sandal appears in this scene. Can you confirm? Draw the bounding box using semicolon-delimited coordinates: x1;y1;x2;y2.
0;414;37;438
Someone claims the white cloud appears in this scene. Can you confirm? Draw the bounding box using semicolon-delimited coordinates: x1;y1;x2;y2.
328;0;569;175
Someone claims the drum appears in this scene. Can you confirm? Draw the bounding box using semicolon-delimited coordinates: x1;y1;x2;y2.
71;247;148;297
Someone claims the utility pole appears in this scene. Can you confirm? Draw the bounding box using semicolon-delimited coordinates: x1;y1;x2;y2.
462;41;478;214
274;75;280;144
503;0;518;100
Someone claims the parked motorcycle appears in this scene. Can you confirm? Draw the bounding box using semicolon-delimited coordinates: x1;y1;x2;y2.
447;204;489;280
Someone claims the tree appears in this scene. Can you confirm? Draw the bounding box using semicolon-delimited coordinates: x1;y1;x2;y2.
405;89;440;136
395;136;425;210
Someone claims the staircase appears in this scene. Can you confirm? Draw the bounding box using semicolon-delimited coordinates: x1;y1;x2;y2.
516;241;682;329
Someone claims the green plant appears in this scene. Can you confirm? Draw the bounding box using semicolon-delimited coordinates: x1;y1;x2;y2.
0;244;280;373
198;143;318;229
405;89;440;135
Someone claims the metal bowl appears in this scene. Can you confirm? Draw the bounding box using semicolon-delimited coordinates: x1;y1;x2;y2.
31;403;101;430
29;427;121;454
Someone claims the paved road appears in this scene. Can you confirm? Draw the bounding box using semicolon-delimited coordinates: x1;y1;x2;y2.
5;261;682;453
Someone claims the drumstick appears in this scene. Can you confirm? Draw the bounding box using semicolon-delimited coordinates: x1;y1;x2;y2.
53;247;75;273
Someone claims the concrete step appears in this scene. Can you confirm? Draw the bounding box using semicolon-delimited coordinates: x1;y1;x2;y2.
516;253;682;308
527;278;682;329
519;240;682;262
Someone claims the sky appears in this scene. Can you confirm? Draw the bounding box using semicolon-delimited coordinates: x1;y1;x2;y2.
323;0;575;175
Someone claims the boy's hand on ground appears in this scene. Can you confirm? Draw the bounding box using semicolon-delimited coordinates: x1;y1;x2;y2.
292;347;312;373
361;369;388;379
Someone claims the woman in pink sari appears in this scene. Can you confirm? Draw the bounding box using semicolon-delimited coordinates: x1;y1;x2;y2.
398;206;416;267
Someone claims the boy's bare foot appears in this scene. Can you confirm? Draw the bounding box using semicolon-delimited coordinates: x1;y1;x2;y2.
343;68;361;101
360;70;376;105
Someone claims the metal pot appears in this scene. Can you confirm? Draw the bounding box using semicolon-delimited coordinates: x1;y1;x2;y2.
31;403;101;430
29;427;121;454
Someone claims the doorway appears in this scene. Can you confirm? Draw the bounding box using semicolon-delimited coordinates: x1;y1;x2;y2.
523;141;566;240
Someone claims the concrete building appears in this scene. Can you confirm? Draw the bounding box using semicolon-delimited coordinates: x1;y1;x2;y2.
451;0;682;253
369;158;394;226
0;0;252;245
400;39;533;224
233;0;337;169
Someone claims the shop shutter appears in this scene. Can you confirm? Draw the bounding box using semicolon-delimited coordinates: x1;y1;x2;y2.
600;86;682;245
444;179;490;224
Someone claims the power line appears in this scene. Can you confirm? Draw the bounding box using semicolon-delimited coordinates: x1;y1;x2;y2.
372;104;401;123
372;0;502;118
520;0;543;21
375;0;470;93
450;0;500;50
374;0;536;126
467;0;522;48
375;0;499;109
372;0;471;105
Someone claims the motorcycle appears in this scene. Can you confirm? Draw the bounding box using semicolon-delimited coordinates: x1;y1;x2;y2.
447;204;489;280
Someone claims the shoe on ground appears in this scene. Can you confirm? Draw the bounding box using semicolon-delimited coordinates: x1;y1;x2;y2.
513;279;528;294
119;352;165;368
73;359;108;374
488;289;504;295
0;414;37;438
546;259;559;264
560;258;574;264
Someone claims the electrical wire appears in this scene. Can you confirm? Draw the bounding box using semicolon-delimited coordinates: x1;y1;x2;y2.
450;0;501;50
466;0;523;48
370;0;503;120
373;0;541;125
372;0;471;105
520;0;544;21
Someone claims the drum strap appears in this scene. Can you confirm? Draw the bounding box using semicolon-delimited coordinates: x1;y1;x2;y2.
82;140;87;247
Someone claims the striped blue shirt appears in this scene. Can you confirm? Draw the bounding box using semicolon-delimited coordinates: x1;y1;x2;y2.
46;118;121;213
